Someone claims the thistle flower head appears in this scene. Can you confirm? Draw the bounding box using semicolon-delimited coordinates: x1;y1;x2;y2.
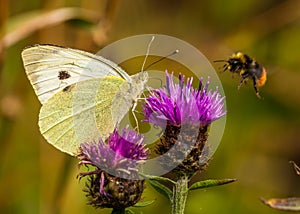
143;71;226;127
77;127;148;209
79;127;148;177
143;71;226;177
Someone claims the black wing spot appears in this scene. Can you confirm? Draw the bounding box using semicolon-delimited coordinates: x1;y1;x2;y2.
58;71;71;80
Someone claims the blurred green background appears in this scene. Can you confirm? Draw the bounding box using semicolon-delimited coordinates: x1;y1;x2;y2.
0;0;299;213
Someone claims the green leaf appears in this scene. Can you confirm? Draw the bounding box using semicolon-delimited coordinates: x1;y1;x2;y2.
134;200;156;207
189;178;236;191
139;173;175;184
147;179;172;201
261;197;300;211
125;209;135;214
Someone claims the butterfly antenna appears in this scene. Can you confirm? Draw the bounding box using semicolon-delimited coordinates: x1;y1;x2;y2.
290;161;300;175
141;36;155;72
144;49;179;71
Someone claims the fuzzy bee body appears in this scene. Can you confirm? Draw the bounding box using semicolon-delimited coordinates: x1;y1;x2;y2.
216;52;267;98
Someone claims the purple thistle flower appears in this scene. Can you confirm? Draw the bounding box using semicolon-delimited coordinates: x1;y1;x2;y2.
77;127;148;209
143;71;226;127
143;71;227;178
79;128;148;175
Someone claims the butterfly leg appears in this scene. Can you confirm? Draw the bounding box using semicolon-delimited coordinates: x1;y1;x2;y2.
290;161;300;175
131;101;140;132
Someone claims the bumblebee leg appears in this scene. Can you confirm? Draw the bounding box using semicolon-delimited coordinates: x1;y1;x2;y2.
252;76;261;99
238;73;249;90
238;78;244;90
238;74;249;90
222;64;229;72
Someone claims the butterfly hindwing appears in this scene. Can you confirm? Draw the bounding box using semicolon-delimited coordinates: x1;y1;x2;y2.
38;76;126;156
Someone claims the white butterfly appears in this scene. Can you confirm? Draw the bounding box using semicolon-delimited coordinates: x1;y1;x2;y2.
22;44;148;156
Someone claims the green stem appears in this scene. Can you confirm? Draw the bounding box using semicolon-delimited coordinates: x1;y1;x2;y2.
172;175;189;214
111;207;125;214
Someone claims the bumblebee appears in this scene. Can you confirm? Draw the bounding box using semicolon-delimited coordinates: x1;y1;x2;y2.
215;52;267;98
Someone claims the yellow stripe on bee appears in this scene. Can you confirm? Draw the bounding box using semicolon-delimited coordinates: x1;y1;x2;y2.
234;52;247;63
239;68;247;75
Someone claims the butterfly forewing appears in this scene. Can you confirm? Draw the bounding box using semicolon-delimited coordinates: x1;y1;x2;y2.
22;44;130;104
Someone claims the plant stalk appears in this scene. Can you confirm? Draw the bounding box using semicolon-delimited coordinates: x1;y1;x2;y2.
172;175;189;214
111;207;125;214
